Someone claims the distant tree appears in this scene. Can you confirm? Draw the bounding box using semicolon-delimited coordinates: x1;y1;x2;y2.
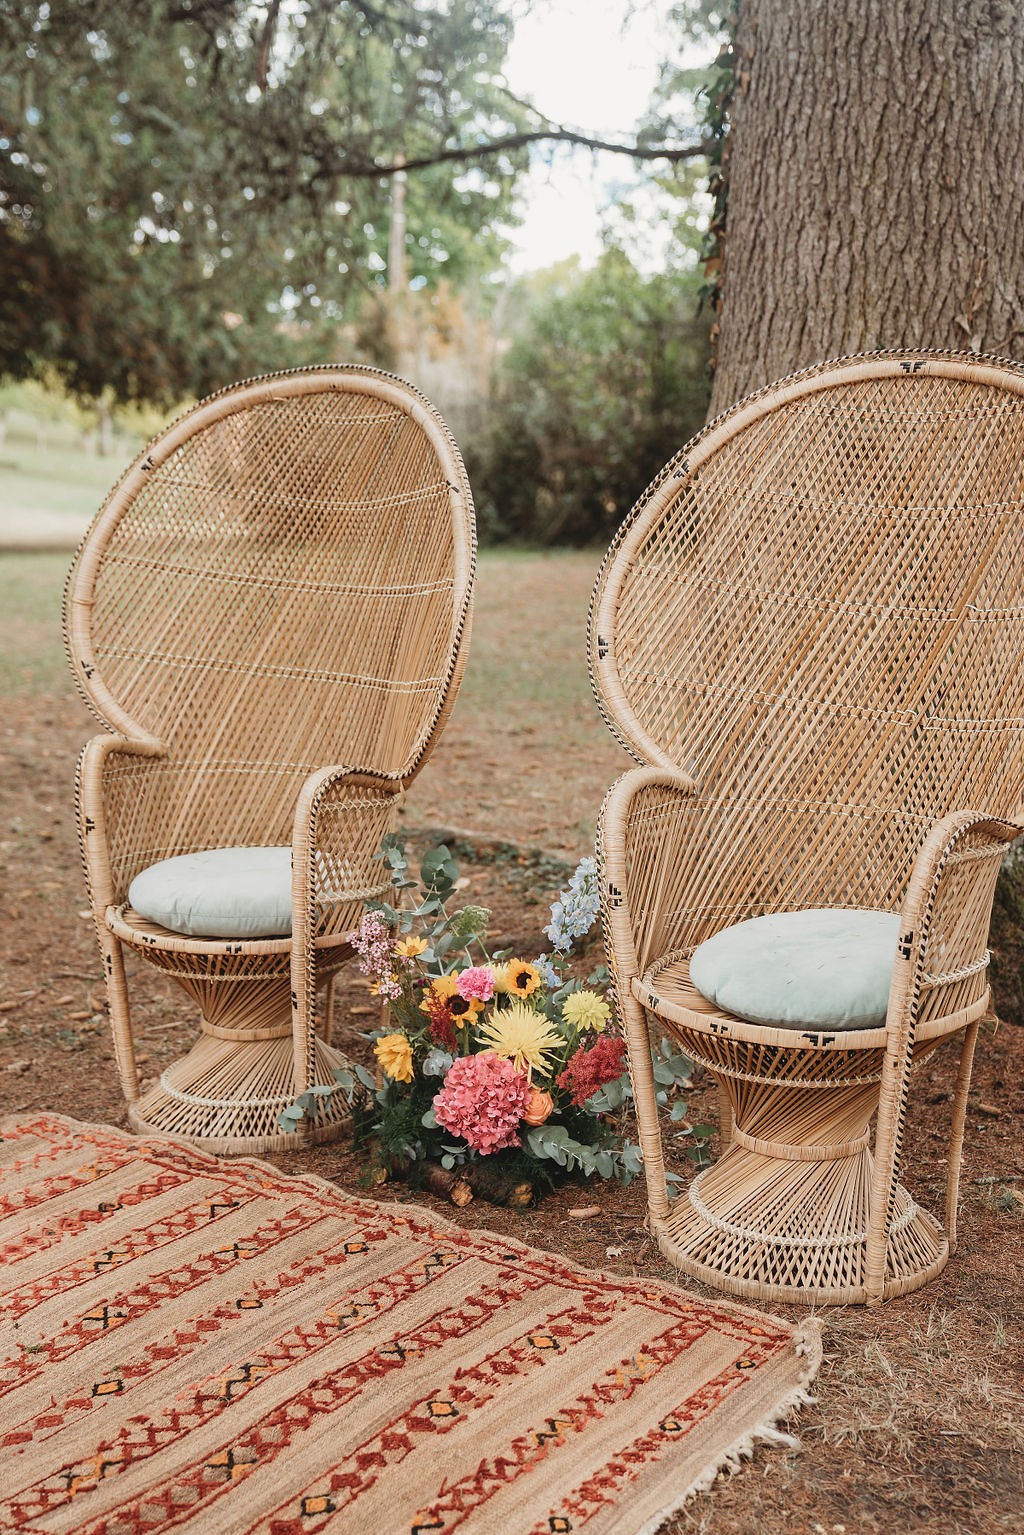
477;243;711;545
0;0;721;409
0;0;534;404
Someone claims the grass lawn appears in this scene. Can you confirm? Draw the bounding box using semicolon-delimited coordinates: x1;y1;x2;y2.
0;436;128;517
0;546;631;853
0;552;71;695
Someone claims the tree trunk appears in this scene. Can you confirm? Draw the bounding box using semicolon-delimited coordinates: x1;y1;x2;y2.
97;400;115;456
710;0;1024;414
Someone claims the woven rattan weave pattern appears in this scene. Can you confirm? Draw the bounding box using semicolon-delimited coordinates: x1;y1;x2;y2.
64;366;476;1155
589;351;1024;1305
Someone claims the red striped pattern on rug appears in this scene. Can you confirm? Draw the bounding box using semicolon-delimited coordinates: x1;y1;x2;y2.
0;1114;819;1534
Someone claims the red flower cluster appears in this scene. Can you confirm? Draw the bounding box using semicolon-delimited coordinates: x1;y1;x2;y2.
419;988;457;1052
556;1034;627;1107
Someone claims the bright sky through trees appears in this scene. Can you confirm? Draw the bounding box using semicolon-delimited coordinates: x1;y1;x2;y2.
502;0;677;270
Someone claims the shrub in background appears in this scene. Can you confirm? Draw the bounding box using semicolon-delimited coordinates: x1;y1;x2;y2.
473;248;711;546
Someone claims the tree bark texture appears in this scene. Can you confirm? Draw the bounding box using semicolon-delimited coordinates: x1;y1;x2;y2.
710;0;1024;413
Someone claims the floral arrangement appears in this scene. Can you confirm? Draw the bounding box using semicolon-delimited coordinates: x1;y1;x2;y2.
280;838;696;1197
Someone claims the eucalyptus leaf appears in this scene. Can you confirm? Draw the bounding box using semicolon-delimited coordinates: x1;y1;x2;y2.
422;1048;454;1078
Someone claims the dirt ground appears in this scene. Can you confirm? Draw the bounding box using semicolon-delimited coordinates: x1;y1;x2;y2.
2;669;1023;1533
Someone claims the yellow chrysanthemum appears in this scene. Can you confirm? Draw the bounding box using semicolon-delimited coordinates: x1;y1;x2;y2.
504;960;542;998
476;1001;563;1074
395;935;428;958
561;990;611;1033
374;1032;414;1084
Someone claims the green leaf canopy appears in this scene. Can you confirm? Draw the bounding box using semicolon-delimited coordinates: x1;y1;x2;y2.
0;0;530;403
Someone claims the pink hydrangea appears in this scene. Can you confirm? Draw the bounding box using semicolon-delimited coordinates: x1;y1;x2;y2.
456;965;495;1003
433;1052;529;1156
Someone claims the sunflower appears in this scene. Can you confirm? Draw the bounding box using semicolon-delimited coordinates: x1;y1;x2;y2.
395;935;428;958
449;991;484;1021
476;1001;563;1075
419;974;458;1015
503;960;542;998
419;973;483;1022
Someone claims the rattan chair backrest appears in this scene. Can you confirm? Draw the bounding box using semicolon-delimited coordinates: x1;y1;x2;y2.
65;367;475;808
590;351;1024;908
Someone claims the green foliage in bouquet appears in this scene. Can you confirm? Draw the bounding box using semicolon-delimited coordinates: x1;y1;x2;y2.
280;838;696;1190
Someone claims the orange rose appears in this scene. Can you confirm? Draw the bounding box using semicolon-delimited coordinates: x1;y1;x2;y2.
522;1086;554;1126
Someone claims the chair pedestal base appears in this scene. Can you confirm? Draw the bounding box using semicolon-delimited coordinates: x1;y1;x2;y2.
654;1142;948;1306
127;970;352;1155
630;977;974;1305
128;1032;351;1155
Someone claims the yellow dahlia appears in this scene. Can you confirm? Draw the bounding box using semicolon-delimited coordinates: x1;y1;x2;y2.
561;989;611;1033
374;1032;414;1084
476;1002;563;1075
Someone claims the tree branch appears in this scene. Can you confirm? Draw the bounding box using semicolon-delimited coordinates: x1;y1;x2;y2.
341;127;710;178
255;0;282;92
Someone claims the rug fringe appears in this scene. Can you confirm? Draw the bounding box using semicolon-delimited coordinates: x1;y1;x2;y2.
633;1319;824;1535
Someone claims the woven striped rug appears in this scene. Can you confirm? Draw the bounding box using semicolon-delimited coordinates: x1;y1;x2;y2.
0;1113;820;1534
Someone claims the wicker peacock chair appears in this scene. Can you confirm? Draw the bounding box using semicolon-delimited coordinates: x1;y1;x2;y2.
590;350;1024;1305
65;366;475;1154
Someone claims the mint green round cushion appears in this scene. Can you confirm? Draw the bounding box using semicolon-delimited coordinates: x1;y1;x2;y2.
689;908;901;1031
128;847;293;939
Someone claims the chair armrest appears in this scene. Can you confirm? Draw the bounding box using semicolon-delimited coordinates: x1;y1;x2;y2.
598;765;699;985
888;810;1022;1038
76;733;168;910
597;767;700;1221
290;765;404;1092
290;764;403;940
865;809;1021;1298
